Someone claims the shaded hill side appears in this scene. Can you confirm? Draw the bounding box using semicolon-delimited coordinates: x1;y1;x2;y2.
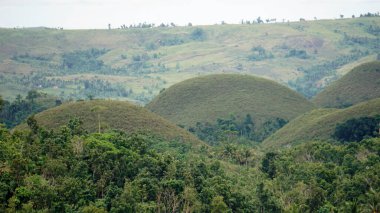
312;61;380;108
15;100;203;147
146;74;315;130
262;98;380;149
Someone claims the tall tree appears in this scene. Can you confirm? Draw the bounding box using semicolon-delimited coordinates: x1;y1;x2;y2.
91;105;108;133
211;196;229;213
0;95;3;111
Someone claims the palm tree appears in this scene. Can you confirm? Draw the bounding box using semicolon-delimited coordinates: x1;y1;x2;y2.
91;105;108;133
360;188;380;213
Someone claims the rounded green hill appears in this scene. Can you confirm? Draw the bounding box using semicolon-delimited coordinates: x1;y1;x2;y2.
262;98;380;149
15;100;203;146
312;61;380;108
146;74;315;129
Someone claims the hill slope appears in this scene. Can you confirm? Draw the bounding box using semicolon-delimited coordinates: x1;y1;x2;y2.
262;98;380;149
312;61;380;108
146;74;315;130
15;100;203;146
0;17;379;102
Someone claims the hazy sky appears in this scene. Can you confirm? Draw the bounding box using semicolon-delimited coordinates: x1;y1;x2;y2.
0;0;379;29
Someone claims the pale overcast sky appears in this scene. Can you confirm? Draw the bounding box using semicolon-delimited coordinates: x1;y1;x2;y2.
0;0;379;29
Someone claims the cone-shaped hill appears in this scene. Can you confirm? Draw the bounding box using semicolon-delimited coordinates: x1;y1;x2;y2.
146;74;315;130
15;100;203;147
312;61;380;108
262;98;380;149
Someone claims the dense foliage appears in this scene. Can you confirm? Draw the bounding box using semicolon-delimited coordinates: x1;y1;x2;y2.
1;114;379;212
190;28;207;41
334;115;380;142
62;48;108;71
188;115;287;145
285;49;309;59
0;91;57;128
248;46;274;61
289;50;369;98
0;117;265;212
264;139;380;212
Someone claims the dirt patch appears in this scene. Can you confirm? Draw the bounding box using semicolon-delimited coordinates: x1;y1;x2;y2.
284;36;324;49
0;59;34;74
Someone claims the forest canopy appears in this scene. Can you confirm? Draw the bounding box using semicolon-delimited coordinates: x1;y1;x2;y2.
0;117;379;212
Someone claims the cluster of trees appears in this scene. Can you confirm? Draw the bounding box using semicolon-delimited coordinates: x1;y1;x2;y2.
0;118;258;212
334;115;380;142
343;34;380;50
188;115;287;145
367;25;380;36
3;47;172;103
286;49;309;59
81;80;132;99
118;22;194;29
120;22;155;29
0;91;58;128
2;73;133;100
158;36;185;46
145;29;204;50
190;28;207;41
248;46;274;61
11;53;52;64
258;139;380;212
289;49;368;98
1;71;168;104
62;48;108;71
61;48;170;76
359;12;380;17
0;112;379;212
127;53;168;75
240;17;279;25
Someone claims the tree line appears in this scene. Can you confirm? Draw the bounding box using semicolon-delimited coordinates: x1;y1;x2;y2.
188;114;287;145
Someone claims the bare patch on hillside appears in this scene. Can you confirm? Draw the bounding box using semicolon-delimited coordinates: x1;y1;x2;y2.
284;36;324;49
0;59;35;74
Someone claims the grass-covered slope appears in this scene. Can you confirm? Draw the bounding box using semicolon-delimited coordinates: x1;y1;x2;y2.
262;98;380;149
146;74;315;129
0;17;379;102
312;61;380;108
15;100;203;146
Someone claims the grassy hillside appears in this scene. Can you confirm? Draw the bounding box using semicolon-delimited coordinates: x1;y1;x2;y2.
262;98;380;149
0;17;379;102
15;99;203;146
312;61;380;108
146;74;315;130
